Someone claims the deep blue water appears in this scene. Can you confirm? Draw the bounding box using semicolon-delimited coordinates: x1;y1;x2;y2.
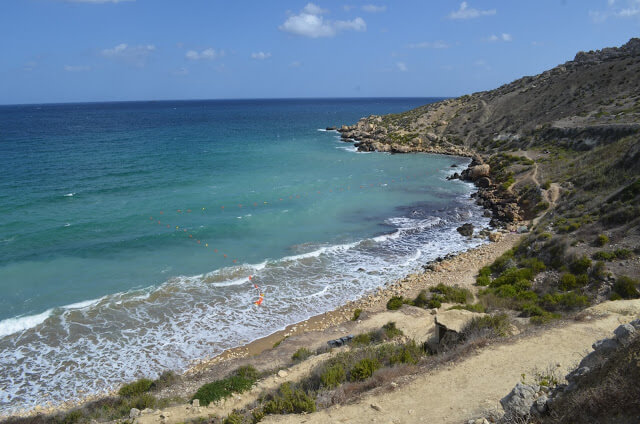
0;98;489;414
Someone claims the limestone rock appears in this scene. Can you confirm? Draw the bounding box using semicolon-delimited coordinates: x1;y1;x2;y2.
277;369;288;378
614;323;636;343
434;309;485;349
533;394;549;415
476;176;492;188
130;408;141;418
370;403;383;412
566;366;590;384
500;383;539;418
489;232;502;242
457;223;474;237
592;338;618;353
468;164;490;180
191;399;200;407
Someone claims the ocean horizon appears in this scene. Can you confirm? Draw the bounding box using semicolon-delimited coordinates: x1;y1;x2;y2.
0;97;489;415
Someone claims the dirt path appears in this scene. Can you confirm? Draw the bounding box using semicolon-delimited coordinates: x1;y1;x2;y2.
518;150;561;227
265;300;640;424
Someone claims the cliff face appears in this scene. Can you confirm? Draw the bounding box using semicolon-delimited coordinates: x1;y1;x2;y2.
339;38;640;155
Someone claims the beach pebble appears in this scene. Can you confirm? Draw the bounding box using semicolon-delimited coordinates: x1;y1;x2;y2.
370;403;383;412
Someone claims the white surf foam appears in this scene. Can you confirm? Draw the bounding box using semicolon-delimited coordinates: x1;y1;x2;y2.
63;193;75;197
0;309;53;338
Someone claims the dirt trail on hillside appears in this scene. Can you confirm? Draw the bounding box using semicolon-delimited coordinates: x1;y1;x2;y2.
266;300;640;424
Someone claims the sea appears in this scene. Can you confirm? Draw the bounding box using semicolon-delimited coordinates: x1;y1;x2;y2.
0;98;490;415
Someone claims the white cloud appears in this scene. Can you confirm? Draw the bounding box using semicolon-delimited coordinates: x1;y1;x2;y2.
185;48;222;61
487;33;512;42
396;62;407;72
64;65;91;72
251;51;272;60
302;2;328;15
101;43;155;66
279;3;366;38
591;0;640;21
362;4;386;13
407;40;450;49
449;2;496;19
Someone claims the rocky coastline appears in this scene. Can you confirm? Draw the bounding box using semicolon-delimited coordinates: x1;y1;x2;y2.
337;123;523;229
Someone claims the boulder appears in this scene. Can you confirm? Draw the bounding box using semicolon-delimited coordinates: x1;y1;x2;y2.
630;318;640;330
489;232;502;242
532;394;549;415
500;383;539;418
592;338;618;353
457;223;474;237
192;399;200;407
469;164;491;180
476;177;492;188
434;309;485;349
614;323;636;343
130;408;141;418
566;366;590;384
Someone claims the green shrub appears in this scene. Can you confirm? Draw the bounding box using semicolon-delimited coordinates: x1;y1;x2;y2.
389;340;422;365
542;292;589;310
570;256;592;274
223;411;245;424
560;273;578;290
262;382;316;414
530;312;561;325
596;234;609;246
593;251;615;261
491;250;515;273
413;290;429;308
382;321;403;339
448;303;486;313
427;296;442;309
476;275;491;286
591;261;607;280
192;369;256;406
519;258;547;274
320;363;346;388
118;378;153;398
538;232;553;240
521;303;546;317
612;276;640;299
352;333;372;346
352;308;362;321
235;365;259;381
386;296;404;310
614;248;633;259
291;348;312;362
491;268;533;288
479;266;492;277
462;314;511;337
496;284;517;298
349;358;380;381
430;283;472;304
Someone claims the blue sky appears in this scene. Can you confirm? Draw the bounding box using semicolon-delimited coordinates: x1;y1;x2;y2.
1;0;639;104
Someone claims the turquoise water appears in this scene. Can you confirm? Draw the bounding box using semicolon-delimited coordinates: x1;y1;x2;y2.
0;98;489;414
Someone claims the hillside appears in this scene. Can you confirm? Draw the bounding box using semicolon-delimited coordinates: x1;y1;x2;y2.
4;39;640;424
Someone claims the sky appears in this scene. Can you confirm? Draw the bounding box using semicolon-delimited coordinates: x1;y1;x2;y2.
1;0;639;105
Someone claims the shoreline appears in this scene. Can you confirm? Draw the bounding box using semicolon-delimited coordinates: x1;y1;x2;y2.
3;150;514;419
